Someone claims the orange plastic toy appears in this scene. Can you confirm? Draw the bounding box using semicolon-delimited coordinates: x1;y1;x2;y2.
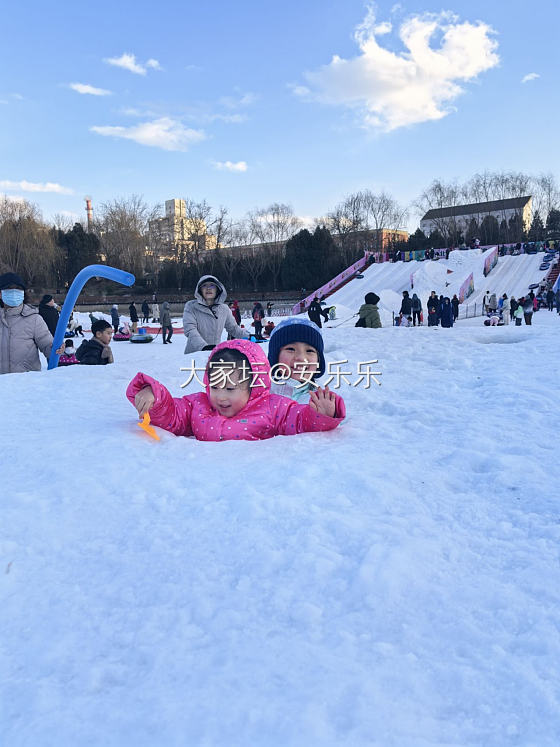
138;412;160;440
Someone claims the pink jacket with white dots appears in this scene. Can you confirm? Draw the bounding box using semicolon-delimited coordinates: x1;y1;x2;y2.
126;338;345;441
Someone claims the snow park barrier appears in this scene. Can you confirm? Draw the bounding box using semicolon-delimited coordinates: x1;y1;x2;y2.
48;264;135;370
458;273;474;303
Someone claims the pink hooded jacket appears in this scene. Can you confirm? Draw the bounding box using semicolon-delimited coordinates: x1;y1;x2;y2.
126;339;345;441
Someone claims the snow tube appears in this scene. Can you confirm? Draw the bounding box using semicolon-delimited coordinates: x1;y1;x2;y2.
130;334;154;343
528;283;540;290
113;333;131;341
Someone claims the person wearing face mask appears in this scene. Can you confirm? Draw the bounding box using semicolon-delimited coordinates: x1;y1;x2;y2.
0;272;63;374
182;275;249;353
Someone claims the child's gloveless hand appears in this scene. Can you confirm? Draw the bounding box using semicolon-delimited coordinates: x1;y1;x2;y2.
309;386;336;418
135;385;155;417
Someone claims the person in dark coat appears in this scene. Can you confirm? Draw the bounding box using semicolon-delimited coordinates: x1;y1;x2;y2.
451;294;459;321
252;302;265;339
76;320;114;365
110;305;119;334
307;297;323;328
231;300;242;325
546;289;555;311
410;293;422;326
38;294;60;336
440;297;454;328
129;302;139;334
161;301;173;344
141;300;150;324
427;291;439;326
510;297;518;321
400;291;412;317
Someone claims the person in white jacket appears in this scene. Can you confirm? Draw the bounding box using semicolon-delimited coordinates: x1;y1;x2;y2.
501;294;510;325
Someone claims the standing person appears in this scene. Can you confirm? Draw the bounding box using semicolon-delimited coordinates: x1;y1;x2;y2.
440;297;454;328
252;302;265;340
427;291;439;326
141;299;150;324
231;300;242;325
358;293;382;328
0;272;63;374
307;297;323;328
266;301;273;315
510;296;518;322
501;294;510;325
521;296;534;325
182;275;248;353
400;291;412;318
546;288;555;312
555;288;560;315
451;294;459;322
161;301;173;344
129;301;139;334
38;294;60;336
411;293;422;326
482;291;491;314
152;301;160;323
110;304;119;334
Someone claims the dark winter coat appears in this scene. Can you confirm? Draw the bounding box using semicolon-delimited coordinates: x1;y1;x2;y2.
307;300;323;328
440;299;454;328
141;301;150;316
38;302;60;336
400;295;413;315
76;338;110;365
111;307;119;327
358;303;382;328
451;297;459;316
252;303;265;321
129;303;139;323
411;294;422;312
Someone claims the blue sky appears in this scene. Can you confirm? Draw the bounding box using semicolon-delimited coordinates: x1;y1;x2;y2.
1;0;558;230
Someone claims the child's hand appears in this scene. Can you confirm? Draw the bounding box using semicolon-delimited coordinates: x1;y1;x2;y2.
55;345;65;355
135;386;155;417
309;386;336;418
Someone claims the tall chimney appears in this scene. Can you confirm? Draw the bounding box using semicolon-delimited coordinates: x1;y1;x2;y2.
85;196;93;232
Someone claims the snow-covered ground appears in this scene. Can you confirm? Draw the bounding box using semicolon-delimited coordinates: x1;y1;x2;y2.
2;312;560;745
327;249;551;322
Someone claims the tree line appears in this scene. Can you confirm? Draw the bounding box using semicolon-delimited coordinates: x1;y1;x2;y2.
1;170;558;294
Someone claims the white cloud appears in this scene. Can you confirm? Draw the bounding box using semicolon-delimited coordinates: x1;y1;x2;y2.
212;160;248;172
11;93;24;100
219;91;257;109
69;82;112;96
521;72;539;84
296;10;499;132
0;180;74;195
104;53;161;76
91;117;206;151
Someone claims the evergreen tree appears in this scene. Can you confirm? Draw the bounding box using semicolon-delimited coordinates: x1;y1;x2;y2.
545;208;560;235
528;211;545;241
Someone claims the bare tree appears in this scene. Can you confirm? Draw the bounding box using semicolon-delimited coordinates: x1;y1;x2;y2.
0;196;59;285
358;189;408;249
415;180;463;245
96;195;160;277
323;192;367;265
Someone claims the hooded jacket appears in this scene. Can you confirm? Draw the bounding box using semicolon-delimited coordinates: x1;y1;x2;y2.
126;339;346;441
111;306;119;326
182;275;248;353
0;303;54;374
358;303;382;328
160;301;172;328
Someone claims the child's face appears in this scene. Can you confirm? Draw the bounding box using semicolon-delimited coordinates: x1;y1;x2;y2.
96;327;113;345
278;342;319;382
208;368;251;417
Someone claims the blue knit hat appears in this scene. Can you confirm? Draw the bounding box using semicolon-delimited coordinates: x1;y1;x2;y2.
267;318;325;378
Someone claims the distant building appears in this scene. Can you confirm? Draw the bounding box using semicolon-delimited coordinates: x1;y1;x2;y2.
420;196;532;238
331;228;409;251
148;199;216;261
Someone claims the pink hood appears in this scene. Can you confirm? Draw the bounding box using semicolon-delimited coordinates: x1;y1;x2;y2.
127;339;346;442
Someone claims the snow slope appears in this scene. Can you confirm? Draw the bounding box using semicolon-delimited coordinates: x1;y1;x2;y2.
326;250;548;320
2;313;560;745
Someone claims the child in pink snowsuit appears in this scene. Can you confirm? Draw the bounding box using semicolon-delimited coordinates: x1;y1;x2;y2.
126;339;345;441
